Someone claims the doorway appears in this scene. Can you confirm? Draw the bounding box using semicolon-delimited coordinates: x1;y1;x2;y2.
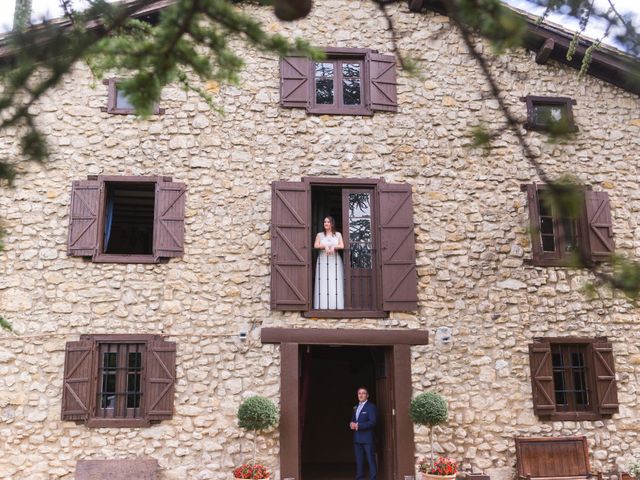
300;345;394;480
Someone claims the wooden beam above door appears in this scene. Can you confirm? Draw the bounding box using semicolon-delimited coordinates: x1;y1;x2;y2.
261;327;428;345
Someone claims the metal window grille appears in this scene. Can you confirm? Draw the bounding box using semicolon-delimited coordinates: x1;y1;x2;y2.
97;343;144;419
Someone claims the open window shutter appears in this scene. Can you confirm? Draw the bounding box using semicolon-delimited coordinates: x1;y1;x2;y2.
528;341;556;416
526;184;543;263
584;191;614;261
67;180;100;257
280;57;310;109
153;181;186;258
369;53;398;112
145;339;177;421
378;183;418;311
271;181;310;311
61;340;94;421
591;341;619;415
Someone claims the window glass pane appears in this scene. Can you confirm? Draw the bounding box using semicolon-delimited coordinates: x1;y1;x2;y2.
315;62;334;77
316;79;334;104
343;63;360;77
343;79;361;105
127;352;142;409
552;351;567;406
561;218;578;252
115;87;134;110
533;103;565;125
570;351;589;407
101;352;117;409
348;193;372;269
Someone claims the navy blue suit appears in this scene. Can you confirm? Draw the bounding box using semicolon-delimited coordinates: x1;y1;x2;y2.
351;401;377;480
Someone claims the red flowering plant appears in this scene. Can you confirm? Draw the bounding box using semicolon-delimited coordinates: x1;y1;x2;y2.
418;456;458;476
232;463;270;479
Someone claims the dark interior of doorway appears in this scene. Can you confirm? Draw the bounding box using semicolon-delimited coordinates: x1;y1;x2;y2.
300;345;389;480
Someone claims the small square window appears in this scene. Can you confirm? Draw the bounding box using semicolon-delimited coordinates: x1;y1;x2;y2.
310;57;367;115
524;184;614;266
522;95;577;132
528;337;619;421
62;335;176;428
68;175;186;263
102;78;164;115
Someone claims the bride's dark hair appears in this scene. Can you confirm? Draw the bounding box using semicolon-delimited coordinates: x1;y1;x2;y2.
324;216;336;235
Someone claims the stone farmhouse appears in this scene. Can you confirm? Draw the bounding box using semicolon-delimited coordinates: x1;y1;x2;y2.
0;0;639;479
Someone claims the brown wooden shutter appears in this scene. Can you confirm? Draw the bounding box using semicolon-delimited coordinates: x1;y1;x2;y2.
584;190;614;261
378;183;418;311
280;57;310;109
526;184;543;264
67;180;101;257
369;53;398;112
528;341;556;416
591;341;619;415
271;181;310;311
145;339;176;421
61;340;94;421
153;180;186;258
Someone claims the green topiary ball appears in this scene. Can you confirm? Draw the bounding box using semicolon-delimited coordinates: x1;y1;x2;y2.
238;395;279;432
409;391;448;427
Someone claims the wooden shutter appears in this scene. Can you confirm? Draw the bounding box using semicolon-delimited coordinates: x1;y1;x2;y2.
591;341;619;415
61;340;94;421
528;341;556;416
67;180;100;257
526;184;543;264
280;57;310;109
369;53;398;112
584;190;614;261
378;183;418;311
153;180;186;258
271;181;310;311
145;339;176;421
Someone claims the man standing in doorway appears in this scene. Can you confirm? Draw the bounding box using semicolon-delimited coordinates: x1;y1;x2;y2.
350;387;378;480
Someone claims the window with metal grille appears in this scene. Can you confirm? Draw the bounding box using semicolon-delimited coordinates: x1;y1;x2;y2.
97;343;144;419
551;343;591;413
61;335;176;427
528;337;619;421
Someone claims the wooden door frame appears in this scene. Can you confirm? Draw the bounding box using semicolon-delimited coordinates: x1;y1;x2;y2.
262;327;428;480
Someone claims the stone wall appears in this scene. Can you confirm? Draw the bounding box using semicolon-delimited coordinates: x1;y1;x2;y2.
0;1;639;479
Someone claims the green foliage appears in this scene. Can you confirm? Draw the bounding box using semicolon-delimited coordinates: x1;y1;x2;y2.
0;316;14;333
628;457;640;479
452;0;526;52
409;391;448;427
12;0;32;32
237;395;279;432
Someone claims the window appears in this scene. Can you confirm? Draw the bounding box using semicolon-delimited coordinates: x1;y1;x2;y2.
62;335;176;427
270;177;418;317
528;337;619;421
67;175;186;263
524;184;614;266
280;48;398;115
102;78;165;115
522;95;577;132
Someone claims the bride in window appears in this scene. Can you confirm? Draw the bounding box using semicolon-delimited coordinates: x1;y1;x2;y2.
314;216;345;309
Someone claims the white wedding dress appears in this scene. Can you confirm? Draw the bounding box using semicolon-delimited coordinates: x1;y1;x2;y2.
314;232;345;309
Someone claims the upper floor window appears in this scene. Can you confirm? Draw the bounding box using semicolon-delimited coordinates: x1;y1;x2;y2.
62;335;176;427
270;177;418;318
102;78;165;115
524;184;614;266
67;175;186;263
528;337;619;421
522;95;577;132
280;48;398;115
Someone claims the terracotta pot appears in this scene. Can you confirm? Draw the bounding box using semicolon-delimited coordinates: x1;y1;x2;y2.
418;473;457;480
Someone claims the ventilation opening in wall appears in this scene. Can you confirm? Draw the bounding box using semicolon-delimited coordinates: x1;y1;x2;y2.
103;182;155;255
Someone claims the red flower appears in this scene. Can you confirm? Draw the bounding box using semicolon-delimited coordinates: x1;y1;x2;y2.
232;463;270;479
417;456;458;476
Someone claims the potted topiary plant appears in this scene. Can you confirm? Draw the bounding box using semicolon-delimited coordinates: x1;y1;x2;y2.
410;391;455;480
233;395;279;480
627;458;640;480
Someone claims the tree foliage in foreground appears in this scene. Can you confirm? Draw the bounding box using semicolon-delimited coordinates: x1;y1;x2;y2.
0;0;640;316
